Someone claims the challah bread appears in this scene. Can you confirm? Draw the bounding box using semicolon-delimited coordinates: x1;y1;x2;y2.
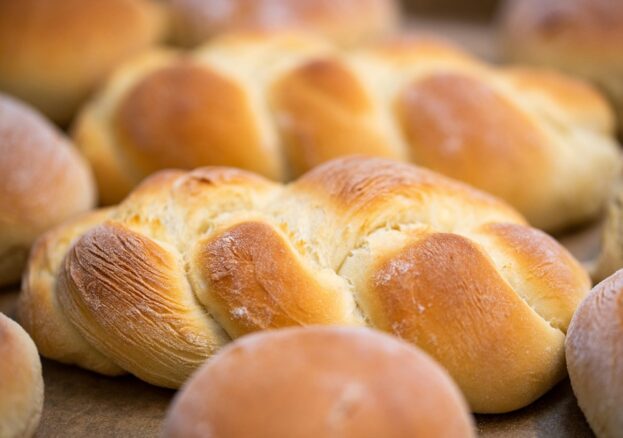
163;327;475;438
566;270;623;438
0;313;44;438
0;94;96;287
0;0;166;125
73;31;621;231
499;0;623;134
20;156;589;413
168;0;399;47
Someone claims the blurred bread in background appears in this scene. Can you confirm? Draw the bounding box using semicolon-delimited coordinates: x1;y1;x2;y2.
0;94;95;286
167;0;400;46
73;31;620;232
499;0;623;133
0;0;166;125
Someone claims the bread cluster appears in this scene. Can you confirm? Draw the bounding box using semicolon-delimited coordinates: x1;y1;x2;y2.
500;0;623;134
73;31;620;231
0;313;44;438
0;94;95;287
19;156;589;414
164;327;475;438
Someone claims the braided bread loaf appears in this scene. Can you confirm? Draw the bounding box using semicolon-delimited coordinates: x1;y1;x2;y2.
73;32;620;232
19;156;589;414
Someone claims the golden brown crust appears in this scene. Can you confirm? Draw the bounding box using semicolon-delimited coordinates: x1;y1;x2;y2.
361;231;566;413
567;270;623;437
21;156;591;413
0;313;44;438
0;94;95;286
395;72;553;219
59;222;227;388
115;61;282;180
272;58;401;177
474;223;589;331
163;327;475;438
74;31;620;230
191;220;360;338
0;0;166;125
18;209;123;376
168;0;399;47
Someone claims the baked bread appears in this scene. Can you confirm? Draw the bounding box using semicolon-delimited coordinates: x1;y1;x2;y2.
163;327;475;438
566;270;623;438
0;94;96;287
0;313;44;438
167;0;399;47
499;0;623;134
19;156;589;413
73;31;620;231
0;0;166;125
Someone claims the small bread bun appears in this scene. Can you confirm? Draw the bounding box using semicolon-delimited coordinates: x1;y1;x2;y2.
168;0;399;47
0;94;96;286
0;0;166;125
163;327;475;438
0;313;44;438
499;0;623;132
566;270;623;438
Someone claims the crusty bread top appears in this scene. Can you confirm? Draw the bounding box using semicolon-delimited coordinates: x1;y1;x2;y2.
163;327;474;438
21;156;590;413
73;32;621;231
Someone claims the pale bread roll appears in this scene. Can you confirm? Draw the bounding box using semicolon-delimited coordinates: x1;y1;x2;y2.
0;313;44;438
163;327;475;438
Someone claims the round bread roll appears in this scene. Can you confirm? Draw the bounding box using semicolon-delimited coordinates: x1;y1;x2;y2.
0;0;166;125
0;313;44;438
566;270;623;438
0;94;96;286
499;0;623;132
163;327;475;438
168;0;399;47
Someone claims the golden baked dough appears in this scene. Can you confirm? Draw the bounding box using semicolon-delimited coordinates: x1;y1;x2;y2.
73;32;620;231
20;156;590;413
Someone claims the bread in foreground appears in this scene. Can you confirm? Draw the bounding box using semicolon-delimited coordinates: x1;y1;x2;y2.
73;31;620;231
0;94;96;287
19;156;590;413
566;269;623;438
163;327;475;438
0;313;44;438
0;0;166;125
